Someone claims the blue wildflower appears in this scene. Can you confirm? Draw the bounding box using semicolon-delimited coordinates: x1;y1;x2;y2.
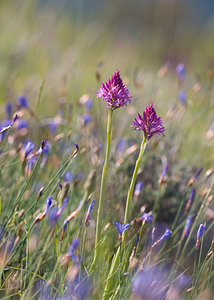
178;90;187;106
152;228;172;248
141;213;153;223
5;103;12;118
134;181;143;197
18;96;29;108
176;63;185;80
68;238;79;261
196;224;206;249
63;171;74;182
182;216;193;239
112;221;129;238
80;114;92;126
16;119;28;130
85;199;95;225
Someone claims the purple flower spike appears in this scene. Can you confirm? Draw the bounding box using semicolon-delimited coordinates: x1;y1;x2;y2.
24;141;35;158
160;228;172;241
182;216;193;239
97;69;132;110
68;238;79;261
194;168;203;180
176;63;185;80
134;181;143;197
63;171;74;182
112;221;129;237
44;196;52;215
196;224;206;249
131;104;165;140
141;212;153;223
178;90;187;106
197;224;206;240
18;96;29;108
5;103;12;118
85;199;95;225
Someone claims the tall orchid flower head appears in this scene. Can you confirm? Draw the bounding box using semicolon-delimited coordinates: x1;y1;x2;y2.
131;103;165;141
96;69;132;110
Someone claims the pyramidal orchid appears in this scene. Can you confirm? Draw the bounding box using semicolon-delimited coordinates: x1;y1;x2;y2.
92;70;132;269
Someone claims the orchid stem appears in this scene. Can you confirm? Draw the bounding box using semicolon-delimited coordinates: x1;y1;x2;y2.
92;108;113;268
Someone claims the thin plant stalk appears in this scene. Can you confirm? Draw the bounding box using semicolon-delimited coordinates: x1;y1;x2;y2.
93;108;113;266
123;136;147;226
103;136;147;299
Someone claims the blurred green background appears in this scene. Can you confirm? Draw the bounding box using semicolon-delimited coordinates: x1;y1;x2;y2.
0;0;214;167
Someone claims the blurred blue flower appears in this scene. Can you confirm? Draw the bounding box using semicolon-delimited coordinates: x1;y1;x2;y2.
116;138;126;154
176;63;185;80
68;238;79;261
16;119;28;130
48;196;69;226
132;265;169;300
18;96;29;108
134;181;143;197
141;213;153;223
24;141;35;158
85;199;95;225
80;114;92;126
112;221;129;237
182;216;193;239
5;103;12;118
178;90;187;106
84;97;93;110
63;171;74;182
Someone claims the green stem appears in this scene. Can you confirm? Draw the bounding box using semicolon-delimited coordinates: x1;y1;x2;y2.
92;109;113;266
123;136;147;225
102;136;147;299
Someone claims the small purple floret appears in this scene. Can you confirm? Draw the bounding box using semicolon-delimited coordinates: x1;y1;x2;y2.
197;224;206;240
131;103;165;140
112;221;129;236
68;238;79;261
160;228;172;242
18;96;29;108
176;63;185;79
97;69;132;110
141;213;153;223
134;181;143;197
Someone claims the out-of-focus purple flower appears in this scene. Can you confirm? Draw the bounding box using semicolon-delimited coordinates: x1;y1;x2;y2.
196;223;206;249
182;216;193;239
194;168;203;180
174;273;191;292
33;196;52;224
131;104;165;140
80;114;92;126
85;199;95;225
44;196;53;215
185;189;195;212
141;212;153;223
16;119;28;130
197;224;206;241
161;164;168;179
67;274;92;300
48;196;69;226
63;171;74;182
176;63;185;80
152;228;172;248
178;90;187;106
112;221;129;238
68;238;79;261
132;265;169;300
0;115;18;140
97;69;132;110
116;138;126;154
41;142;51;167
18;96;29;108
85;97;93;110
49;122;57;135
5;103;12;118
24;141;35;158
134;181;143;197
0;120;11;142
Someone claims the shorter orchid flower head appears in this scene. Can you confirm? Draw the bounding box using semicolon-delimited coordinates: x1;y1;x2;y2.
97;69;132;110
131;103;165;141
